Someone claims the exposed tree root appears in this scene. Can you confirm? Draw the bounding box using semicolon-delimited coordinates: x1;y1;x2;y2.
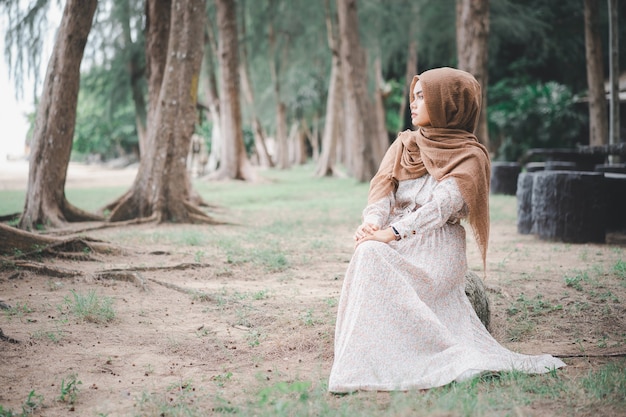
182;200;229;225
6;261;82;278
0;328;20;344
0;223;119;260
46;215;159;236
11;237;120;261
98;262;211;273
147;277;220;303
93;271;148;291
558;352;626;358
62;200;104;222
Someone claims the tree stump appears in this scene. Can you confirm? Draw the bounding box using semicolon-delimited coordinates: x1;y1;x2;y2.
524;162;545;172
516;172;535;234
531;171;606;243
604;173;626;232
465;270;491;331
595;164;626;174
490;162;520;195
545;161;577;171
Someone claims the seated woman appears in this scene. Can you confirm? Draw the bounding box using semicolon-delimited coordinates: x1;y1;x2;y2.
328;67;565;393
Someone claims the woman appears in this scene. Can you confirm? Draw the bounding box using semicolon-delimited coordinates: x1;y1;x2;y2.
328;67;565;393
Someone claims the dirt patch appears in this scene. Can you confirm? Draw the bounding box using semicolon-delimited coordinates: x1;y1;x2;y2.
0;165;625;416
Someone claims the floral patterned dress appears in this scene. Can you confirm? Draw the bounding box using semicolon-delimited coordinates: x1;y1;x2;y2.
328;175;565;392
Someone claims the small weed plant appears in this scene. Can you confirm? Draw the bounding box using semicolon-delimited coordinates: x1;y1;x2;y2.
58;374;82;405
64;290;115;323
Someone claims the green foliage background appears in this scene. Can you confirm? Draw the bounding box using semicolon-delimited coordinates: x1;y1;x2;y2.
5;0;625;163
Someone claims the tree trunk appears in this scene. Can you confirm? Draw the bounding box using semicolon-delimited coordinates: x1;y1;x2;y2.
240;64;273;168
607;0;620;159
201;20;222;173
107;0;214;223
268;17;290;170
374;55;390;161
239;5;273;168
145;0;171;132
19;0;101;231
583;0;609;147
337;0;378;182
532;171;606;243
304;117;319;162
398;38;418;131
315;0;343;177
120;0;148;156
211;0;255;180
456;0;490;150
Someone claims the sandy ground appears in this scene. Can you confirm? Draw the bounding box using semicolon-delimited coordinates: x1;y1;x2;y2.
0;162;625;416
0;159;138;191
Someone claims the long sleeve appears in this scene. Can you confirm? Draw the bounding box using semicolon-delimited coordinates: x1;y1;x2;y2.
390;178;466;239
362;193;393;229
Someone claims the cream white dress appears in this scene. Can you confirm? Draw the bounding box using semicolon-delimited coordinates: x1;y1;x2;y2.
328;175;565;393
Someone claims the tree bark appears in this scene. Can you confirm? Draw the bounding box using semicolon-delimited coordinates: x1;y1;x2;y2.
316;0;343;177
337;0;378;182
398;38;418;131
239;4;273;168
374;55;390;161
144;0;171;132
19;0;101;231
107;0;215;223
120;0;148;156
268;13;290;170
583;0;609;147
607;0;620;156
456;0;490;150
211;0;255;180
201;20;222;173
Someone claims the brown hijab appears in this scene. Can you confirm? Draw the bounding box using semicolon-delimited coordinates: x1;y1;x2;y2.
368;67;491;270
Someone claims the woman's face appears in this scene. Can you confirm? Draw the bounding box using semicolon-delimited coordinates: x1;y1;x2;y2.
410;80;431;127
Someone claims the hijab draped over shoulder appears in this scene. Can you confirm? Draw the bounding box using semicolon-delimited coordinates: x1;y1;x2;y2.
367;67;491;269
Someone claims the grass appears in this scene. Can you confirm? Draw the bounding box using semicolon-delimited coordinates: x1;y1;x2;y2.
62;290;115;324
121;362;626;417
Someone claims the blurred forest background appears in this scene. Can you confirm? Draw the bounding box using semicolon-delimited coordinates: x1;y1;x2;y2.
1;0;624;230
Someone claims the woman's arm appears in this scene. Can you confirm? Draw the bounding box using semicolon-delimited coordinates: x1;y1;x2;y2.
390;178;466;239
353;193;393;243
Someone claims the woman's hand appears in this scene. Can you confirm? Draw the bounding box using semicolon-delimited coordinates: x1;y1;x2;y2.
355;227;396;247
353;222;379;241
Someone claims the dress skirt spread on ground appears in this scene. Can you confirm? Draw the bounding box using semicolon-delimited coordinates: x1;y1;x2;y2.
328;175;565;393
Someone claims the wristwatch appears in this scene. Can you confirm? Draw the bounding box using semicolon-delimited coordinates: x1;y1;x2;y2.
391;226;401;241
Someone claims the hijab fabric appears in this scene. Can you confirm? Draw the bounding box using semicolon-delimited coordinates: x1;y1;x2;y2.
367;67;491;270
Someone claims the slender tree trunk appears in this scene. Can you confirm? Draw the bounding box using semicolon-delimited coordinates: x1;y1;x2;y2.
584;0;608;147
19;0;100;230
306;116;320;162
107;0;214;223
145;0;171;132
399;38;418;131
211;0;255;180
120;0;147;156
201;20;222;173
607;0;620;157
240;64;273;168
456;0;490;149
315;0;342;177
316;53;343;177
337;0;377;182
374;55;390;159
239;3;273;168
268;16;290;169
